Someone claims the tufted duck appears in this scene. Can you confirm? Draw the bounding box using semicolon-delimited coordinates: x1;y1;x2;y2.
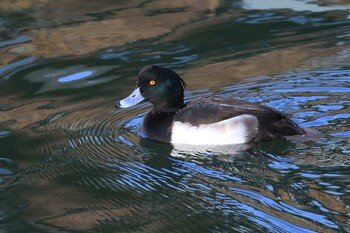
116;65;306;145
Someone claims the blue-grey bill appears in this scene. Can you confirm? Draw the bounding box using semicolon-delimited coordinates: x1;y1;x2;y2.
116;87;145;108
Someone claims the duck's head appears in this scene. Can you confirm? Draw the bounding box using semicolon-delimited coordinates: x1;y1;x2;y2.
116;65;186;112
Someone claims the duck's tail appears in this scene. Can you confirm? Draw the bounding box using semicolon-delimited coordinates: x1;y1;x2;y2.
284;127;320;142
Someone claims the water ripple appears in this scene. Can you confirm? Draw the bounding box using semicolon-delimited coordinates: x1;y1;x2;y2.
2;69;349;232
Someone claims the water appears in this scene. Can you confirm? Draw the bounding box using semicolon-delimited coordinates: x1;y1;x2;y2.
1;1;350;232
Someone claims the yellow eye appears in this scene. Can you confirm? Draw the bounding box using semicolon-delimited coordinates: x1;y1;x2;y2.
149;80;156;86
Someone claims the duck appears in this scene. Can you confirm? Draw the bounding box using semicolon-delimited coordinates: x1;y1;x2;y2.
116;65;306;145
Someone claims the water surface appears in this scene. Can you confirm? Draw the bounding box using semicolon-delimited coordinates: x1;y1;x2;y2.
0;0;350;232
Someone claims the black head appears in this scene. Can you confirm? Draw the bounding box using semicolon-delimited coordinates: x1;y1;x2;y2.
116;65;186;112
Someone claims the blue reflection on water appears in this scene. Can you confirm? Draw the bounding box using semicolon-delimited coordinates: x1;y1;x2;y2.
225;197;317;233
98;43;198;68
0;57;35;78
58;71;93;83
275;87;350;93
231;188;339;229
303;113;350;127
0;130;11;138
330;131;350;138
268;161;299;173
175;159;244;182
0;35;30;48
315;105;343;112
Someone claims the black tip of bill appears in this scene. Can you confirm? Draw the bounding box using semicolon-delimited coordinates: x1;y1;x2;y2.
115;101;122;108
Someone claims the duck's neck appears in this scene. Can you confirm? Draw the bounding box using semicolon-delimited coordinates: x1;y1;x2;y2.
142;110;177;143
153;101;185;113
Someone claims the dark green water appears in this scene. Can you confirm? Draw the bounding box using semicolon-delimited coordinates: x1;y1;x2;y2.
0;1;350;232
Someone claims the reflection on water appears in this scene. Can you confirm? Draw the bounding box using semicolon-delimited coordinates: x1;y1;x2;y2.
1;0;350;232
243;0;350;12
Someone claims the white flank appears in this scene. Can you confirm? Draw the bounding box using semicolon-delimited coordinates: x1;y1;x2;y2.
171;114;258;145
